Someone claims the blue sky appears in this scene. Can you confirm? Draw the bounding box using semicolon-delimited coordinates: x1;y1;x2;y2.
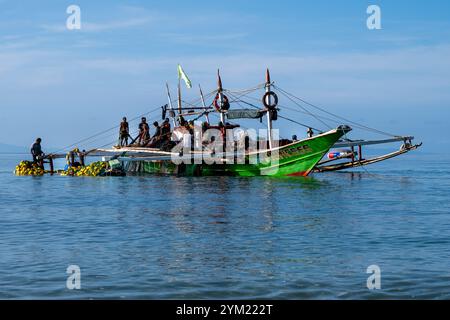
0;0;449;152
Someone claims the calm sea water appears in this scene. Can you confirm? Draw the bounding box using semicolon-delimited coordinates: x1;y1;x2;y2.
0;151;449;299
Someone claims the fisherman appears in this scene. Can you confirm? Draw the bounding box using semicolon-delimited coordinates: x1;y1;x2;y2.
138;117;150;145
31;138;45;168
147;121;161;147
153;121;161;139
160;118;171;146
292;135;298;141
119;117;130;147
307;127;314;138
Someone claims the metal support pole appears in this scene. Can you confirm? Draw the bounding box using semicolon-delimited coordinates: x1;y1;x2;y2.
265;70;273;150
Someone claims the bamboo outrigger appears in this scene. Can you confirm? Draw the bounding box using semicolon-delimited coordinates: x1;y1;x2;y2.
314;137;422;173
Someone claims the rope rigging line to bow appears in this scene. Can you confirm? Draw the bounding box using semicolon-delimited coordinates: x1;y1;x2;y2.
274;88;333;130
236;93;382;141
225;91;323;133
230;92;338;129
273;85;400;138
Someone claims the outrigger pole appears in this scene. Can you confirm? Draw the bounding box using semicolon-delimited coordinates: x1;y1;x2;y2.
265;68;273;150
165;83;176;127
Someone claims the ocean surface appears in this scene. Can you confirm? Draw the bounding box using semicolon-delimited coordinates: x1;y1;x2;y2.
0;151;449;300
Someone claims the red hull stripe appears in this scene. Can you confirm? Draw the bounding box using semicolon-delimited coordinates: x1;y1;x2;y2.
286;171;308;177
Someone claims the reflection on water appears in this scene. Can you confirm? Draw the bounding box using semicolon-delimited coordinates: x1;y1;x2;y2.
0;153;450;299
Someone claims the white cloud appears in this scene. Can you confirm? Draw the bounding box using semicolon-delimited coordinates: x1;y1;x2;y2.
159;32;249;45
2;42;449;106
41;16;153;33
83;17;153;32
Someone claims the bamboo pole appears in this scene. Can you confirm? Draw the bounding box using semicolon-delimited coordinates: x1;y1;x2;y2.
166;83;176;127
70;152;75;166
177;79;182;114
199;85;210;124
49;156;54;175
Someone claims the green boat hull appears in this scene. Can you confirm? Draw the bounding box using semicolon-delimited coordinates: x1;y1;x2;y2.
131;128;348;177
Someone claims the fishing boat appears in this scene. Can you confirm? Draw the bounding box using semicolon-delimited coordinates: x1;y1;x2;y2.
89;70;351;177
29;68;421;178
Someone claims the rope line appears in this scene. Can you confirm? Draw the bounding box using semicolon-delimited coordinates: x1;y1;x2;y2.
52;106;162;154
274;85;400;138
51;81;401;154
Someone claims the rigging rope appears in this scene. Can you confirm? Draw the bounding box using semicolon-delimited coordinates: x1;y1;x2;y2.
275;88;333;130
82;109;164;151
170;89;216;109
52;106;162;154
273;85;400;138
53;80;401;155
223;83;266;94
226;92;323;133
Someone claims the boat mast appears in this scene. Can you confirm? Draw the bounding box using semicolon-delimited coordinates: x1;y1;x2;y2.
165;83;176;127
199;85;210;124
265;68;273;150
217;69;225;124
177;78;182;115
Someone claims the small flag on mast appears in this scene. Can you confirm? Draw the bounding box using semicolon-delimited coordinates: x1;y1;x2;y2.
177;64;192;89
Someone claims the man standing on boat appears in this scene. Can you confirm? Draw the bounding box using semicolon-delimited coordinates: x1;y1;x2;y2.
119;117;130;147
138;117;150;145
307;128;314;138
31;138;45;167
